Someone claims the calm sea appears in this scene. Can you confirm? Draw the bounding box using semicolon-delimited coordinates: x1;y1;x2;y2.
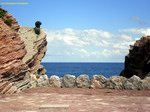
42;62;124;79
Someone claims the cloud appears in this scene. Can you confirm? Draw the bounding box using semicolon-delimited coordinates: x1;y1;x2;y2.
131;16;149;27
121;28;150;36
45;29;89;47
43;28;136;62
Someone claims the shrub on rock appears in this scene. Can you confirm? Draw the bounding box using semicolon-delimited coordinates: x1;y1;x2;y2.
4;19;13;26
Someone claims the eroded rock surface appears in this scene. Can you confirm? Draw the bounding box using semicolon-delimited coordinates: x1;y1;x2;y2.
0;8;48;94
19;27;48;86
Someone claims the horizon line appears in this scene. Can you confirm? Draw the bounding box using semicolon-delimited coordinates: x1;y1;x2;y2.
41;62;124;63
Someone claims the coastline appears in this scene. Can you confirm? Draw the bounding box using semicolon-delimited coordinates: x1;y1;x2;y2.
42;62;124;79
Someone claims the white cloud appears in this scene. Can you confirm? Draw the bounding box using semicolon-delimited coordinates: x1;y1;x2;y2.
120;35;133;41
121;28;150;36
84;29;111;39
43;28;138;62
102;49;110;57
45;29;89;47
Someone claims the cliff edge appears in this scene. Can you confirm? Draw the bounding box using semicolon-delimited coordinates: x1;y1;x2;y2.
0;8;48;94
120;36;150;79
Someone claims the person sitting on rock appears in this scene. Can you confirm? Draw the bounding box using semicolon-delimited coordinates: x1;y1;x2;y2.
34;21;42;35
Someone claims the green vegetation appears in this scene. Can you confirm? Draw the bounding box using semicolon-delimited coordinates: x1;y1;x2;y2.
0;10;6;18
0;9;13;26
4;19;13;26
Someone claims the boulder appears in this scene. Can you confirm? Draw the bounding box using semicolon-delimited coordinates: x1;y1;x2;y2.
124;75;141;90
124;81;135;90
145;72;150;77
76;74;91;88
49;75;61;87
106;76;127;89
91;75;107;89
141;77;150;90
61;74;76;88
36;75;49;87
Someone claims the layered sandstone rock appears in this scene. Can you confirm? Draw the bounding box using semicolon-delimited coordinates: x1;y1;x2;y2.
0;8;48;94
120;36;150;79
19;27;48;85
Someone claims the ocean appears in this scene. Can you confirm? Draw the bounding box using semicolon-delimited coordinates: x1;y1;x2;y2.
42;62;124;79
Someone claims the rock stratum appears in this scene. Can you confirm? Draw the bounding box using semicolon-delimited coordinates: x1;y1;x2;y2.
0;8;48;94
120;36;150;79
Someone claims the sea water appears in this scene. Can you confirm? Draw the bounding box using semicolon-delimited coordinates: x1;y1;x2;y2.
42;62;124;79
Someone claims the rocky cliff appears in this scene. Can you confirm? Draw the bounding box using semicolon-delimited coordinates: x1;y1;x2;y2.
120;36;150;79
0;8;48;94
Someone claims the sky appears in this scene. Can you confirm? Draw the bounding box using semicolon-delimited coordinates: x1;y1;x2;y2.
1;0;150;62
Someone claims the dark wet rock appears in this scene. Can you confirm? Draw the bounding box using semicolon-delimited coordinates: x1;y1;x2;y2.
120;36;150;79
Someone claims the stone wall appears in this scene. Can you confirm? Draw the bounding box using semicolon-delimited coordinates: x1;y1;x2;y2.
49;74;150;90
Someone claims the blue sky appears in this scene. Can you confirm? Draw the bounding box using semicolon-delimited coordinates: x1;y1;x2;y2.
1;0;150;62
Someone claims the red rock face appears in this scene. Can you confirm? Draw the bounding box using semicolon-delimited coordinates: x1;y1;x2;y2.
0;8;29;94
120;36;150;79
0;8;20;31
0;8;48;94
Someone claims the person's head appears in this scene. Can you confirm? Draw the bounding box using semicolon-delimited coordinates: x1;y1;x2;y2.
35;21;42;28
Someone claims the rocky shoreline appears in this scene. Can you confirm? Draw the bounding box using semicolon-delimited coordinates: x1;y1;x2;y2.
0;7;150;95
48;74;150;90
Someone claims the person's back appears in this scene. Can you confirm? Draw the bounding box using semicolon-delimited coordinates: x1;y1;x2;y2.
34;21;42;35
